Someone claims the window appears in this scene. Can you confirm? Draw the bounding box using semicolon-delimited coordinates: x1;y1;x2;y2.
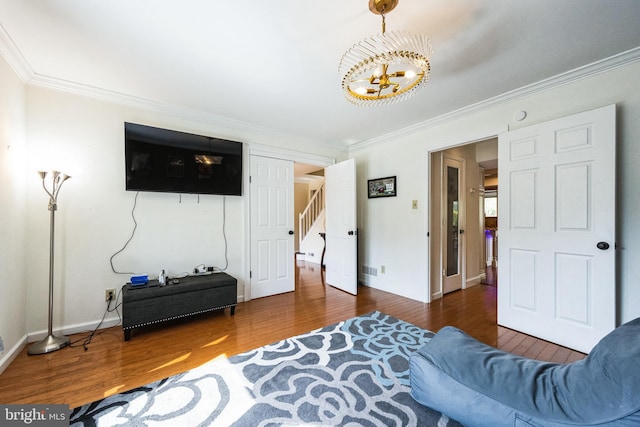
484;197;497;217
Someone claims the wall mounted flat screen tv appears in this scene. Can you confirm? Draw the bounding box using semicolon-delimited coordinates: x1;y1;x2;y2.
125;122;242;196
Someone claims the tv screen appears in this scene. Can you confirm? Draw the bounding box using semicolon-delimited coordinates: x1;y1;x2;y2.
124;123;242;196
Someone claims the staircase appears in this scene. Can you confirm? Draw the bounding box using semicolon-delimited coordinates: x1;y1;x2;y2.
298;181;325;263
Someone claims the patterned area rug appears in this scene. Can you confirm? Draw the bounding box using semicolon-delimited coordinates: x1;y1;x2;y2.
70;311;459;426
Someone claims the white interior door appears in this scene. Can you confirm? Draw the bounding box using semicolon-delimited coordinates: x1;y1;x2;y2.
442;155;465;294
498;104;616;353
325;159;357;295
250;155;295;299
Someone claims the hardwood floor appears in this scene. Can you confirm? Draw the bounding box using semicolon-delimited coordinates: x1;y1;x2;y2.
0;261;584;409
482;265;497;286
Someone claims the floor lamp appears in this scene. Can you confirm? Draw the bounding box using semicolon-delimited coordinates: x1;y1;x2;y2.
28;171;71;355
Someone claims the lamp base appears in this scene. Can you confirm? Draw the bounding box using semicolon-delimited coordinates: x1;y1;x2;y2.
28;334;70;355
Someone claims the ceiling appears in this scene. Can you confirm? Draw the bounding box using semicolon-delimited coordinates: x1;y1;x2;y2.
1;0;639;148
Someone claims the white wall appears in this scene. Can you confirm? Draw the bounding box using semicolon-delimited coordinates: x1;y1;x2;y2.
21;85;346;339
351;60;640;324
22;88;244;335
354;150;430;301
0;54;28;371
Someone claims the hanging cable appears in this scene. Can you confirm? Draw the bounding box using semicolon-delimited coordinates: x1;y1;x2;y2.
214;196;229;271
109;191;140;274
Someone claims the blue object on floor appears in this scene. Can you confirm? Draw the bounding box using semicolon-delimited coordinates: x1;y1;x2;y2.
409;318;640;426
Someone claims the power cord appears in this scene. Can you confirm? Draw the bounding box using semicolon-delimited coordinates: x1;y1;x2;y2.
193;196;230;274
109;191;140;275
69;289;122;351
215;196;229;271
110;192;230;276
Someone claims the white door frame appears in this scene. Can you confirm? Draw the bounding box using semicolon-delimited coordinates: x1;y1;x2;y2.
245;144;334;302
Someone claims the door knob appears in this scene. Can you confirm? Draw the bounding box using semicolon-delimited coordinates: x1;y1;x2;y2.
596;241;609;250
288;230;294;235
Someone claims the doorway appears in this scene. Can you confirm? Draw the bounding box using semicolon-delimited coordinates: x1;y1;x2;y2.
430;138;498;298
246;146;333;302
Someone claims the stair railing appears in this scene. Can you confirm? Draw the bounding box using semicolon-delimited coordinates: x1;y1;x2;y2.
299;181;325;247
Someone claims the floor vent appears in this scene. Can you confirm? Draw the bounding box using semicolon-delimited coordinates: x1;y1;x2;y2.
361;265;378;276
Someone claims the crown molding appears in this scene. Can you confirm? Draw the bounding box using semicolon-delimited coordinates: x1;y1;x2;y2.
249;142;335;168
26;73;345;151
349;46;640;152
0;25;344;152
2;20;638;155
0;22;32;82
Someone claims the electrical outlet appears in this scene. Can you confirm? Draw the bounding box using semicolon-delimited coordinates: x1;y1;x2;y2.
105;288;116;302
381;265;386;274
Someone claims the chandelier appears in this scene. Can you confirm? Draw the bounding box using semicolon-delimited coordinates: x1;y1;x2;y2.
339;0;433;106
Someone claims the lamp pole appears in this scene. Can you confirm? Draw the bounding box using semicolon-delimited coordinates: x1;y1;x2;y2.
28;171;71;355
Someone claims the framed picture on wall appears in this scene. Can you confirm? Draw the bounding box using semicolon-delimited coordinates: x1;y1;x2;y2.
368;176;397;198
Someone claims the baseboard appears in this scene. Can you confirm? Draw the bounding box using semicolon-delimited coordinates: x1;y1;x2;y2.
27;316;122;343
25;299;244;347
0;335;27;376
358;275;371;286
465;274;483;288
1;315;123;374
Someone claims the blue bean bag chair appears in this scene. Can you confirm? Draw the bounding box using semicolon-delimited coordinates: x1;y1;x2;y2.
409;318;640;426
